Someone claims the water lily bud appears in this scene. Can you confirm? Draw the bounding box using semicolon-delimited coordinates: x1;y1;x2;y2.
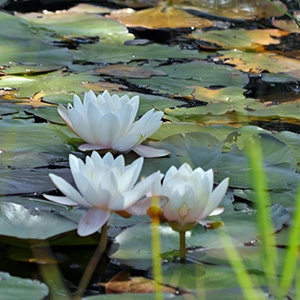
161;163;229;232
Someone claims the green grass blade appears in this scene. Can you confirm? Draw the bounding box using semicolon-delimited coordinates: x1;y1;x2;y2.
276;187;300;298
220;228;265;300
245;136;278;290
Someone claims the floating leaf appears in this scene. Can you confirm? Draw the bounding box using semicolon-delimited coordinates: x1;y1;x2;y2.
109;221;242;270
101;270;177;294
129;60;248;97
0;272;49;300
187;29;288;50
0;12;72;75
190;86;246;102
17;10;134;44
109;4;213;29
0;70;100;99
95;64;167;78
72;43;209;64
143;131;300;190
179;0;287;20
162;263;264;299
273;12;300;33
0;201;76;239
218;50;300;79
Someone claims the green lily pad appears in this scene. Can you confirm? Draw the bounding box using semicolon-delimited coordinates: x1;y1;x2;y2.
0;200;76;239
17;10;134;44
142;130;300;190
0;272;49;300
129;61;248;97
109;221;242;270
0;70;100;99
162;263;266;299
0;12;72;75
72;43;209;64
0;119;71;155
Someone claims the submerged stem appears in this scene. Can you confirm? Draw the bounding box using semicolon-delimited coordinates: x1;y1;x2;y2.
72;222;108;300
179;231;186;263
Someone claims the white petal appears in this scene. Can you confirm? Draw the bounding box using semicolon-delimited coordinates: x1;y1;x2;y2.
163;165;179;184
125;197;151;216
43;194;79;206
117;160;143;192
93;113;122;146
209;206;225;217
129;109;163;138
203;177;229;218
71;171;101;205
68;107;95;143
111;154;125;170
48;173;90;207
116;102;137;135
112;132;142;152
83;90;97;105
102;152;115;165
110;189;141;210
57;104;75;132
73;94;85;112
135;171;163;197
78;143;110;151
77;208;110;236
133;144;170;158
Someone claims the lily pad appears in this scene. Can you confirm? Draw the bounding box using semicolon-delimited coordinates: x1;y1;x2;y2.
0;200;76;239
0;272;49;300
129;61;248;97
218;50;300;80
109;4;213;29
0;12;72;74
142;131;300;190
0;70;100;99
72;43;209;64
180;0;286;20
17;10;134;44
109;221;242;270
187;29;288;50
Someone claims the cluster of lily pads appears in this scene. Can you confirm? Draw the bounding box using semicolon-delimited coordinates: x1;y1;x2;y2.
43;89;229;258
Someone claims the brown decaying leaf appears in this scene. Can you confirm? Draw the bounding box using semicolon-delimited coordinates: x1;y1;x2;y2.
100;270;178;294
219;51;300;79
108;4;213;29
95;65;167;79
187;29;289;51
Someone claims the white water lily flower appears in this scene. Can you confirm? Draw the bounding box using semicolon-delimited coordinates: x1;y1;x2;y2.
43;151;162;236
58;90;170;158
161;163;229;232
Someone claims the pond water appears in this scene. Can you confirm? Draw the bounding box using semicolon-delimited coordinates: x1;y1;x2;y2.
0;0;300;299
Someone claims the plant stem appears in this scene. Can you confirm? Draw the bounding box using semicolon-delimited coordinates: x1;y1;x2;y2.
276;186;300;298
151;196;163;300
72;222;108;300
179;231;186;263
